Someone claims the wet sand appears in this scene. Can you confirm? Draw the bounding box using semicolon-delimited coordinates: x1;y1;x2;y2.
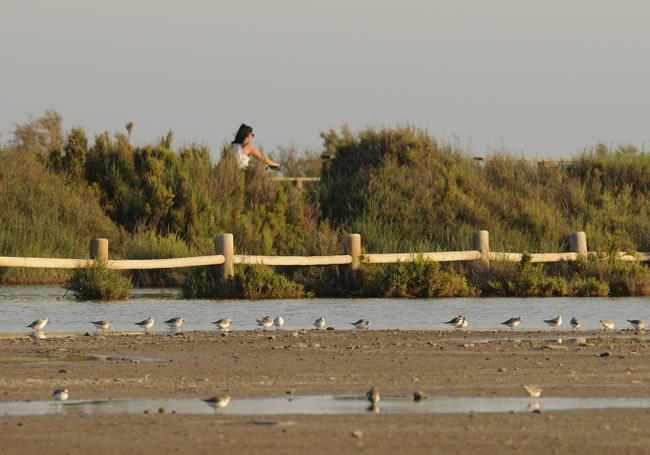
1;329;650;454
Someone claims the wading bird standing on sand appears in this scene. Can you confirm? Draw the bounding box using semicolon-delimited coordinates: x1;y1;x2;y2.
502;317;522;330
627;319;646;332
600;320;615;331
213;318;231;330
351;319;371;330
444;315;465;330
27;317;48;331
313;317;326;330
544;314;562;329
523;385;542;398
257;316;273;331
274;316;285;330
570;316;581;330
165;317;183;331
52;388;69;401
135;316;155;332
91;320;112;334
203;395;231;409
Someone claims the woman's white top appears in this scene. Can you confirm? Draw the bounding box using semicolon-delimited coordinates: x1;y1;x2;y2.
233;144;250;169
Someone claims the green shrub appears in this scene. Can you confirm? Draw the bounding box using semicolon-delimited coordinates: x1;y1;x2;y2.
182;264;310;299
65;261;131;300
360;259;476;298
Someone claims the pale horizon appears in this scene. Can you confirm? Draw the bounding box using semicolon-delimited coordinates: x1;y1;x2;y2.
2;0;649;159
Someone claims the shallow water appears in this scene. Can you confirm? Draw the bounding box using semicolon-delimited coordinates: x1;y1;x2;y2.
0;285;648;333
1;395;650;416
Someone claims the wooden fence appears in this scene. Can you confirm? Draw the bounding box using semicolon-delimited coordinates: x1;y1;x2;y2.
0;231;648;281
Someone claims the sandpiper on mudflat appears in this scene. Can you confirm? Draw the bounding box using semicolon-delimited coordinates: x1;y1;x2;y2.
444;315;465;330
52;388;69;401
91;320;112;334
351;319;371;330
165;317;183;330
203;395;231;409
135;316;155;332
213;318;231;330
628;319;647;331
27;317;48;331
544;314;562;329
570;316;581;330
257;315;273;331
502;317;522;330
313;317;326;330
274;316;285;330
600;319;615;331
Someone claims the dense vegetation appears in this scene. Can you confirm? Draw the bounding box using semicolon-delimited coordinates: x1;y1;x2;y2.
2;111;649;298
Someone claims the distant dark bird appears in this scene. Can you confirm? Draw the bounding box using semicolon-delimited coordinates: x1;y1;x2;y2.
351;319;371;330
570;316;581;330
502;317;522;330
444;315;465;330
366;386;380;404
27;317;48;331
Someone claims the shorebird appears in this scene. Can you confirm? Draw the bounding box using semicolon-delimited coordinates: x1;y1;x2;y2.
544;314;562;329
91;320;112;334
313;317;326;330
459;317;469;330
257;315;273;331
570;316;581;330
366;386;380;404
27;317;48;331
444;315;465;330
135;316;155;332
274;316;285;330
203;395;231;409
523;385;542;398
351;319;371;330
628;319;647;331
502;317;522;330
413;390;428;402
600;320;615;331
212;318;231;330
165;317;183;330
52;388;69;401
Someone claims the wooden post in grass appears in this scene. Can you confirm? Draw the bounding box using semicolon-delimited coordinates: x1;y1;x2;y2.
570;231;588;258
472;230;490;264
89;238;109;262
215;233;235;279
344;233;361;285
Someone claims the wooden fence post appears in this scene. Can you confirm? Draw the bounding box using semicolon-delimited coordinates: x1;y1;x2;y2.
215;233;234;279
89;238;109;261
472;230;490;264
344;233;361;285
569;231;588;258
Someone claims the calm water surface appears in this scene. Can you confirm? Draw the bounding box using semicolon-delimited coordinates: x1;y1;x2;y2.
2;395;650;416
0;286;648;333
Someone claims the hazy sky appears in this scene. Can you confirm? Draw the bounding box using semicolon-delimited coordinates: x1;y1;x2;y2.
1;0;649;158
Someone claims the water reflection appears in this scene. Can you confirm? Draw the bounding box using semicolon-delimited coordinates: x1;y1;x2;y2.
1;395;650;417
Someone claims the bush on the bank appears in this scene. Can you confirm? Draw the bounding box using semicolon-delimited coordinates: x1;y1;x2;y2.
182;264;310;299
65;261;131;300
126;231;193;287
360;259;476;298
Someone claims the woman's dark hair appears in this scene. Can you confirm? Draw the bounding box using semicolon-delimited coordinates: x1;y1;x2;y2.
232;123;253;144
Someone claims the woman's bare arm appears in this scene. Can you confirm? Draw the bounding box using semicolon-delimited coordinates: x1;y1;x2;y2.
243;143;280;169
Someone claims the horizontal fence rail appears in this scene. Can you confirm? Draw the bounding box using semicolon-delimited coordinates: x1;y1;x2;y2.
234;255;353;266
365;251;481;264
0;232;648;279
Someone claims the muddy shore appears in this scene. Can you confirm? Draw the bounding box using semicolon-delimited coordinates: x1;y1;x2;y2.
1;329;650;454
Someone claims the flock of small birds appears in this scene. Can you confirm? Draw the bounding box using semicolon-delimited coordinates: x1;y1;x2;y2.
444;314;646;332
23;315;376;334
25;312;644;408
